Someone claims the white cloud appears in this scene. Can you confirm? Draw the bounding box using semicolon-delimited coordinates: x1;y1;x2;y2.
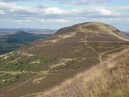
56;19;68;22
97;8;112;15
0;1;129;30
0;10;5;14
12;20;30;23
0;2;16;7
0;2;128;18
0;2;81;19
38;19;68;22
44;7;66;14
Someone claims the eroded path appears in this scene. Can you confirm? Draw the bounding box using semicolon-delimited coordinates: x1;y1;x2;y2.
79;25;128;63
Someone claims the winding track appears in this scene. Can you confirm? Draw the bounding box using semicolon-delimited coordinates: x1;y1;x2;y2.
79;25;127;63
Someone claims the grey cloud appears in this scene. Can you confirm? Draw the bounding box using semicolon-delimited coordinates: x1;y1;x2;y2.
0;8;38;20
37;5;46;9
50;0;72;4
75;0;89;5
45;14;63;18
93;0;111;3
60;1;71;4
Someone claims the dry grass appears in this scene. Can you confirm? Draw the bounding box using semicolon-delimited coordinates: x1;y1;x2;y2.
78;22;129;41
57;32;76;39
49;58;74;69
33;48;129;97
41;32;77;45
32;70;49;83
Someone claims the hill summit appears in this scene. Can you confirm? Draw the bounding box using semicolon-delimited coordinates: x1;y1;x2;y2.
13;30;29;34
7;30;50;42
0;22;129;97
8;30;37;42
11;30;32;36
55;22;129;40
22;22;129;56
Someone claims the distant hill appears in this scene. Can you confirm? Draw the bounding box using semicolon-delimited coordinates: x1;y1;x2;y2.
7;30;51;42
0;30;52;55
124;31;129;36
0;22;129;97
0;28;56;35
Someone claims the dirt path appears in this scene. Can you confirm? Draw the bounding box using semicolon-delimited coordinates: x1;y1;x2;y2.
79;25;128;63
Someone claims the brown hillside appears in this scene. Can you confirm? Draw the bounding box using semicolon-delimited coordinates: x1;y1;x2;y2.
0;22;129;97
20;22;129;56
37;47;129;97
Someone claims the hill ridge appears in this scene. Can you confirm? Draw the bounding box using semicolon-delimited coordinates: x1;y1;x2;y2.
13;30;29;34
55;22;129;41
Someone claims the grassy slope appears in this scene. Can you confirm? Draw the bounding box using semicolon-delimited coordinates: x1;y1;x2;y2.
35;48;129;97
0;52;57;88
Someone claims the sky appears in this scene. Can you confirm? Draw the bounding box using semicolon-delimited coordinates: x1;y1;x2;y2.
0;0;129;31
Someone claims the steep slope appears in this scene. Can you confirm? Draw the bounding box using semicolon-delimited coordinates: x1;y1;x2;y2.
0;22;129;97
38;47;129;97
